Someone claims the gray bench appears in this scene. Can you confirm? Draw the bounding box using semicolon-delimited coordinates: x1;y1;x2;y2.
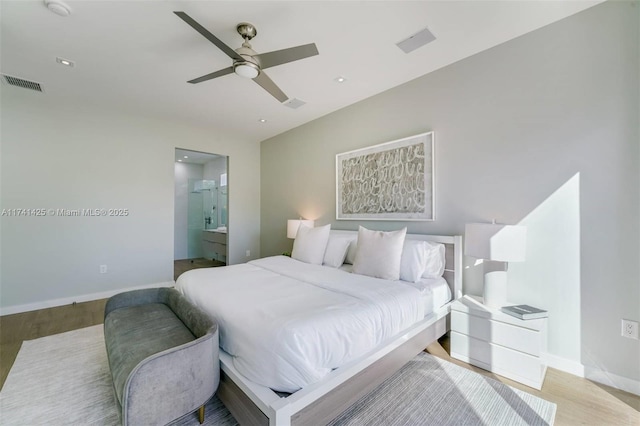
104;288;219;425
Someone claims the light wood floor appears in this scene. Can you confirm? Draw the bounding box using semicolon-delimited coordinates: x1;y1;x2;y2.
426;337;640;425
1;302;638;425
0;298;107;390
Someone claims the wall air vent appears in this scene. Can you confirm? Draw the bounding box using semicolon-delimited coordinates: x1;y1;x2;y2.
1;74;44;92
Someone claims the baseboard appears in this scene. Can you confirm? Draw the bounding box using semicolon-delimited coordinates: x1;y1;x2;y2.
585;366;640;396
543;352;640;396
0;281;175;316
543;352;585;377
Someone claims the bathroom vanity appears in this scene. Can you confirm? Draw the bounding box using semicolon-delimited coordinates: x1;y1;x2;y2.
202;229;227;264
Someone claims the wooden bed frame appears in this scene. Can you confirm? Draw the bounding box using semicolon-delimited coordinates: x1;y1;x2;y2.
216;232;463;426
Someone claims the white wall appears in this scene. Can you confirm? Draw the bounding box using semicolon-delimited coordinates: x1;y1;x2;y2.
174;162;204;260
260;2;639;390
203;156;227;183
508;174;582;368
0;89;261;312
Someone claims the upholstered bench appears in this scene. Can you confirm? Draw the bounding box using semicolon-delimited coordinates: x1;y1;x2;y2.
104;287;219;426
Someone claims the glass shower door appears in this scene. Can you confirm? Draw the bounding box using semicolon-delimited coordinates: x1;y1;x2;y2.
219;186;227;227
187;179;221;259
187;179;204;259
202;182;218;230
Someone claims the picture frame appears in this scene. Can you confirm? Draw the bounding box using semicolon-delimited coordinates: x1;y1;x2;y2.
336;131;434;221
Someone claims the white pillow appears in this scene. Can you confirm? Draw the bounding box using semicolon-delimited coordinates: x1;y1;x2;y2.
399;240;428;283
323;235;353;268
344;239;358;264
352;226;407;280
292;224;331;265
422;241;446;278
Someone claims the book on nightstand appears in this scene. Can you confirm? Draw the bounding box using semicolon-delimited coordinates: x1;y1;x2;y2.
501;304;548;320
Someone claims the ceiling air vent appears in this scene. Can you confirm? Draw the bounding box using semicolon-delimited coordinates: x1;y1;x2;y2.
1;74;44;92
396;26;436;54
283;98;306;109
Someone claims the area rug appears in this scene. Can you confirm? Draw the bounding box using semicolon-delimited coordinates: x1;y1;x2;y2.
0;325;235;426
0;325;556;425
329;354;556;425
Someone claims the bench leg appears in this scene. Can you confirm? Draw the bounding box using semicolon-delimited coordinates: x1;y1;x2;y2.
199;405;205;424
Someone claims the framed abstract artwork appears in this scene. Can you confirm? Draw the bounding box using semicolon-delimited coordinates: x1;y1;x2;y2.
336;131;434;221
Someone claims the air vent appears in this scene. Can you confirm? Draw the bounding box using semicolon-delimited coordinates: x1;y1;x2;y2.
283;98;306;109
396;26;436;54
1;74;44;92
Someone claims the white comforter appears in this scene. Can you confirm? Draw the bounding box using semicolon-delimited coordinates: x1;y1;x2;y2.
176;256;425;392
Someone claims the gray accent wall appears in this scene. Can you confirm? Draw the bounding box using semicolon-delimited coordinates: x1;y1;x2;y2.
261;2;639;386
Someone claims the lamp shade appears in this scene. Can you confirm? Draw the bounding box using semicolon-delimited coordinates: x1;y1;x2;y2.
464;223;526;262
287;219;314;239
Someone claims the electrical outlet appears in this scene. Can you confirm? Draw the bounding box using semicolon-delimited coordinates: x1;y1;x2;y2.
246;250;250;257
99;265;107;274
621;319;639;339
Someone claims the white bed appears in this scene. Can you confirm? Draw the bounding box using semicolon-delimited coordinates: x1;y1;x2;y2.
339;264;451;313
177;230;462;425
177;256;450;392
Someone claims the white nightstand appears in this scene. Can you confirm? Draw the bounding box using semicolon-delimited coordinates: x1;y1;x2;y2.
450;295;548;390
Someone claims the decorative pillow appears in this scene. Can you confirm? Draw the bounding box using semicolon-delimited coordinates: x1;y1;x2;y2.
323;235;353;268
422;241;446;278
292;224;331;265
352;226;407;280
344;239;358;264
399;240;428;283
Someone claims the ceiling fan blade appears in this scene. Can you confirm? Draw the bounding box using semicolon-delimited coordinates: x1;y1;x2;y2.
255;43;319;70
253;72;288;103
174;11;243;61
188;67;234;84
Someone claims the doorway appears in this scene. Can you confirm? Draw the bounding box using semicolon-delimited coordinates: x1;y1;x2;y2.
174;148;228;280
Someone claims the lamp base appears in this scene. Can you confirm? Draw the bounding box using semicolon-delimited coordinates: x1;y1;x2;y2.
483;271;507;308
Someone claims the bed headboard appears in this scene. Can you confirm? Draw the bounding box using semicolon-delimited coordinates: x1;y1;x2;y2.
329;230;463;300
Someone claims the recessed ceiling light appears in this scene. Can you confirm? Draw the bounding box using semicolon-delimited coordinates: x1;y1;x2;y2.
334;76;347;83
177;159;183;162
259;118;267;123
56;57;74;67
183;156;188;158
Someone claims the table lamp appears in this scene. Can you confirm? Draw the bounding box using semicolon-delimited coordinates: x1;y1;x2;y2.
287;219;314;239
464;222;527;308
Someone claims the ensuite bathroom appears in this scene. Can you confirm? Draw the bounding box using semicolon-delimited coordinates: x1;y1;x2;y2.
174;148;228;280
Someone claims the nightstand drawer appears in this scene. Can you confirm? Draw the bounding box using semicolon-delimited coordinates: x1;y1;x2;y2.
451;310;542;356
450;331;546;388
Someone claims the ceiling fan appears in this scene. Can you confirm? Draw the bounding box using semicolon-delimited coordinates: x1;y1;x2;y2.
174;11;319;103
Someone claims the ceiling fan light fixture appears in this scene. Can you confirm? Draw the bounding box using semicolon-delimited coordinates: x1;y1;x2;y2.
44;0;71;17
234;62;260;79
174;12;318;103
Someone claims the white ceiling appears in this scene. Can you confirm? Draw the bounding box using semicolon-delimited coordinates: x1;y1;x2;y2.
175;148;222;164
0;0;602;143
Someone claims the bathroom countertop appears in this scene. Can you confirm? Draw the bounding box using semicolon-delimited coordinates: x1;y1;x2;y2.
204;228;227;234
